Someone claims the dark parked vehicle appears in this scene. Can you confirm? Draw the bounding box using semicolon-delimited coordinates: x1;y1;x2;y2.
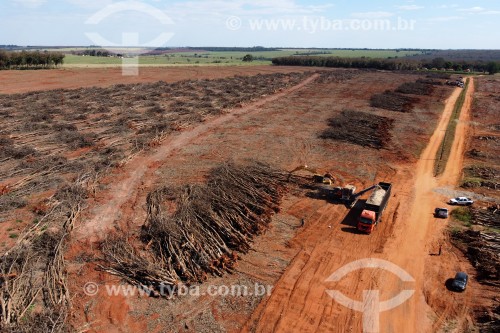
451;272;468;291
434;208;449;218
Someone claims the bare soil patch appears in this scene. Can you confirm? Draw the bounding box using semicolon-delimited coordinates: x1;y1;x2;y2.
0;66;315;95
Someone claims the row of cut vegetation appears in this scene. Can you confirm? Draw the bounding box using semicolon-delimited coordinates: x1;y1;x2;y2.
100;162;290;293
370;75;444;113
370;91;419;113
320;110;394;149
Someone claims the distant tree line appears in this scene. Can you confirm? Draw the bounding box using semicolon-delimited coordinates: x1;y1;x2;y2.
0;50;65;70
186;46;279;52
418;57;498;74
152;46;279;53
410;49;500;62
272;56;420;71
72;49;112;57
0;45;19;50
272;56;500;74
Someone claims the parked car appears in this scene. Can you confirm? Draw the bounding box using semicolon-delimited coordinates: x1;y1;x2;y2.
451;272;468;291
434;208;449;218
449;197;474;206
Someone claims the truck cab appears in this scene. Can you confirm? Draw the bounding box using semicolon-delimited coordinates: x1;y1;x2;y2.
358;209;376;233
356;182;392;234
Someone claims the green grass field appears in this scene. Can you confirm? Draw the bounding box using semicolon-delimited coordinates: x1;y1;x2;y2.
61;49;425;67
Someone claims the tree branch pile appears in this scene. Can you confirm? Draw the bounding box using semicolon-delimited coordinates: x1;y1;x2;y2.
101;162;288;290
396;81;435;95
0;176;89;332
416;78;444;86
462;166;499;190
370;90;419;112
451;229;499;284
315;70;359;83
471;205;500;229
100;235;178;293
320;110;394;149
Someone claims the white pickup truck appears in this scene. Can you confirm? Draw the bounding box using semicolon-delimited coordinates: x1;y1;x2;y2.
448;197;474;206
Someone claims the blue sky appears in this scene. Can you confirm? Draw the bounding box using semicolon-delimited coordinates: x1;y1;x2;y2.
1;0;499;48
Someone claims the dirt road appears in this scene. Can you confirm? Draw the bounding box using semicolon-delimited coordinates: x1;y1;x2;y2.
243;84;470;332
383;82;473;332
441;79;475;186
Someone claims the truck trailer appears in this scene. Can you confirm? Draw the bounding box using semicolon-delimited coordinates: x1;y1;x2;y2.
357;182;392;233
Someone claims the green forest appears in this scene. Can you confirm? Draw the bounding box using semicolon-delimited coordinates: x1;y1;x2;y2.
0;50;65;70
272;56;500;74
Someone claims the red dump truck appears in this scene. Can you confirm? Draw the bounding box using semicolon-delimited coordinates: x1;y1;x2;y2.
357;182;392;234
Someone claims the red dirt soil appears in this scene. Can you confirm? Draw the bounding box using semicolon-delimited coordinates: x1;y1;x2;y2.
241;86;467;333
0;66;314;94
46;71;488;332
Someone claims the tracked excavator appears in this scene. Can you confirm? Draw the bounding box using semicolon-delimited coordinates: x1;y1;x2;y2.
288;165;377;208
327;184;378;208
287;165;336;185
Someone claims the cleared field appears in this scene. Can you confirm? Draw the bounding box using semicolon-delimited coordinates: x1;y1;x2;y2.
0;71;313;232
63;54;272;66
320;109;394;149
0;71;316;331
463;76;500;193
62;70;458;332
0;67;495;333
0;65;315;94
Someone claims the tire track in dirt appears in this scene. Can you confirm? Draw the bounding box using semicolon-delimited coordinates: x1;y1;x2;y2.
243;197;393;332
74;73;320;241
243;86;465;333
381;86;464;333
